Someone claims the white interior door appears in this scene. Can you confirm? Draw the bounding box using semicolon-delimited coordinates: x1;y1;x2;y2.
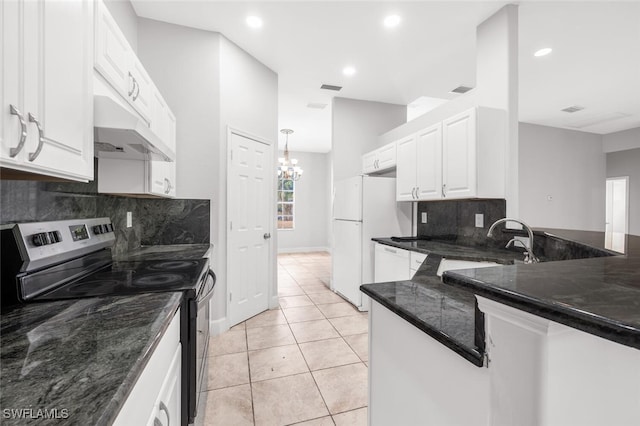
605;177;629;253
228;131;273;326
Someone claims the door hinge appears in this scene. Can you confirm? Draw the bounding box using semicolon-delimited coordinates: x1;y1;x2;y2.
229;293;232;302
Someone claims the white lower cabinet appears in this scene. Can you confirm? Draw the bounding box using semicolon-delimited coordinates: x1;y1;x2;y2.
374;243;411;282
436;258;499;276
114;308;181;426
409;251;428;277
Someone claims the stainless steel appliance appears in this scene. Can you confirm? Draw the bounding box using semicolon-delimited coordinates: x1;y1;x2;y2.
0;218;214;426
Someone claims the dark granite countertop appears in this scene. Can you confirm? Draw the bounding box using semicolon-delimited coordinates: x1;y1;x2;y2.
116;243;212;261
443;230;640;350
362;254;485;366
372;237;523;265
0;292;182;425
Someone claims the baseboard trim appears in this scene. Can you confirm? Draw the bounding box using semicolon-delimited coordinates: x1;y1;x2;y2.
277;246;330;254
210;316;228;337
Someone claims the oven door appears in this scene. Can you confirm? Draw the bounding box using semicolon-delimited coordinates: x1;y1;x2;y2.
191;270;215;425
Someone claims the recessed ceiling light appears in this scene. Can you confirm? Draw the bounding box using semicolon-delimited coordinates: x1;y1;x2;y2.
246;16;263;28
343;66;356;76
384;15;401;28
534;47;552;57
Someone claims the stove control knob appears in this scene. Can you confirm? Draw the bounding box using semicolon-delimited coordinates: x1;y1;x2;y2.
31;232;50;246
93;225;104;235
48;231;62;243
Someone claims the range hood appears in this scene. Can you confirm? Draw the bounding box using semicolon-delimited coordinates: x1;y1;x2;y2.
93;86;175;162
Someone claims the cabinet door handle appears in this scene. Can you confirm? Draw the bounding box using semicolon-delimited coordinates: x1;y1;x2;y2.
164;178;171;194
416;187;419;199
27;113;45;162
384;247;397;253
9;104;28;157
159;401;170;426
132;78;140;101
127;72;135;96
442;184;446;198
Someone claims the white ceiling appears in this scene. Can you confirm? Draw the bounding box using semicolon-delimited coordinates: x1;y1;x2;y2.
131;1;640;153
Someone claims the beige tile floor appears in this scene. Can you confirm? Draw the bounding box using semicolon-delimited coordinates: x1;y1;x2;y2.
204;252;368;426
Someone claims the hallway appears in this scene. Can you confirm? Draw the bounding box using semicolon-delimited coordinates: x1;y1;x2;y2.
204;252;369;425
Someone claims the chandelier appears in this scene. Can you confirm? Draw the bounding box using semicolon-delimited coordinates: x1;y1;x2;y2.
278;129;303;181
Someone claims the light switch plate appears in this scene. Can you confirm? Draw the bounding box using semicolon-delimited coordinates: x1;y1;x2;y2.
421;212;428;224
126;211;132;228
475;213;484;228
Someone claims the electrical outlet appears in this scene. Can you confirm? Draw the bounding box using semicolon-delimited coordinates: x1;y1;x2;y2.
421;212;428;224
126;211;132;228
475;213;484;228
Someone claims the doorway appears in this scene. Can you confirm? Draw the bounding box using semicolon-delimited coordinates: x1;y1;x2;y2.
227;129;274;326
605;176;629;253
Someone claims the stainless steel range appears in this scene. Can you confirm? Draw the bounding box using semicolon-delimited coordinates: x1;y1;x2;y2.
0;218;215;426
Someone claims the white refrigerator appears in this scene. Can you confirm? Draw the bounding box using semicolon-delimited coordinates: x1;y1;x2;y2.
331;175;412;311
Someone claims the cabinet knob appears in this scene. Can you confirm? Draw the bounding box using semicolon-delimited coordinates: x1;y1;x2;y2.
9;105;28;157
263;233;271;240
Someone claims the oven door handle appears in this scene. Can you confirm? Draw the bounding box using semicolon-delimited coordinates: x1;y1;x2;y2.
197;270;216;304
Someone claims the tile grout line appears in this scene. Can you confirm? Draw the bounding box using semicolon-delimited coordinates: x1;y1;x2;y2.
243;322;257;426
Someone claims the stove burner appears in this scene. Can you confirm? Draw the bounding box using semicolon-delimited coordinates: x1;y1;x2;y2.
133;273;187;287
146;260;200;271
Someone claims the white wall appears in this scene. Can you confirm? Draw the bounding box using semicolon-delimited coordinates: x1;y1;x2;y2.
137;20;278;330
103;0;138;52
332;98;406;182
137;19;220;201
602;127;640;153
607;148;640;236
519;123;606;231
277;151;330;252
218;35;279;319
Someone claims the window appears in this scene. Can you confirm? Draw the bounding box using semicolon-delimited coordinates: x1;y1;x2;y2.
277;177;295;229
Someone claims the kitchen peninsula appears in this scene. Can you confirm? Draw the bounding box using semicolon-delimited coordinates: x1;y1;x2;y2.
362;229;640;426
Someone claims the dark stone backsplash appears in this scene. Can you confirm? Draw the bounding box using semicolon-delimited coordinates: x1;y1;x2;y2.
417;199;510;248
0;161;209;256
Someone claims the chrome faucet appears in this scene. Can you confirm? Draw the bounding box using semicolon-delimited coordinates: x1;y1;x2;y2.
487;218;539;264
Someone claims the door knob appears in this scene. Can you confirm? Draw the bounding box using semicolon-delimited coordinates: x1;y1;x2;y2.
263;233;271;239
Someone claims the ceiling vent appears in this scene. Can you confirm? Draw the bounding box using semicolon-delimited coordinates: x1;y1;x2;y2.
561;105;585;113
449;85;473;94
307;102;328;110
320;84;342;91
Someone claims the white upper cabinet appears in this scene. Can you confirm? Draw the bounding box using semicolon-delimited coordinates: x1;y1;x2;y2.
129;56;153;122
1;0;94;181
362;151;377;174
94;0;177;197
94;2;130;98
416;123;443;200
395;107;502;202
396;135;417;201
95;0;151;123
377;142;397;170
442;108;477;199
362;141;397;174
